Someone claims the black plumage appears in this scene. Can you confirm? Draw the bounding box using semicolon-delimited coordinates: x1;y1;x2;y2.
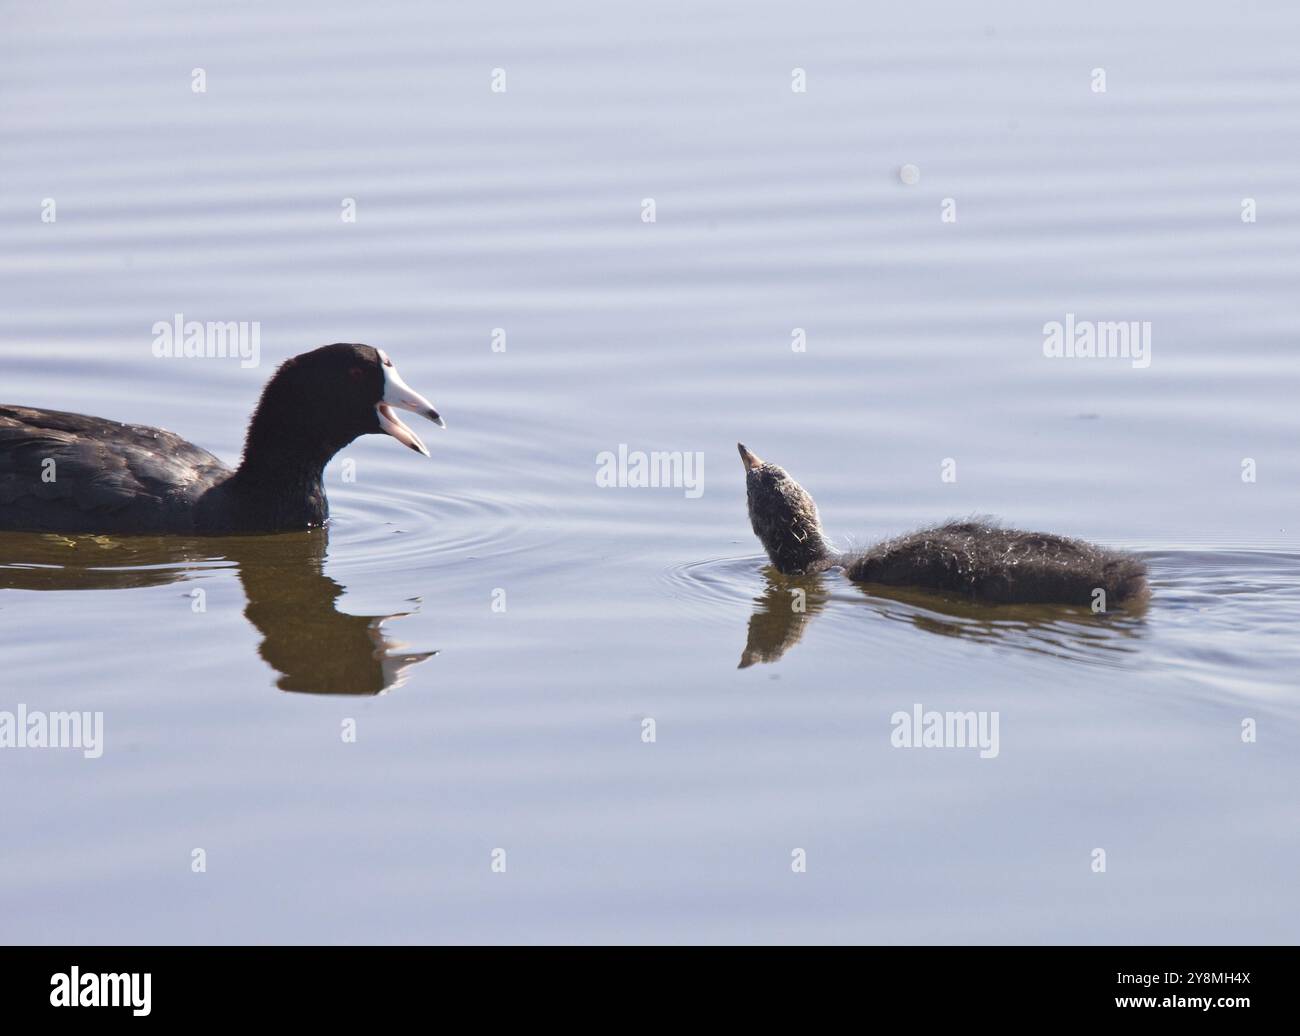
0;343;443;535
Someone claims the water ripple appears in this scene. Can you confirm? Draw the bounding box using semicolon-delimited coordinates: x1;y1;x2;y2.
664;548;1300;702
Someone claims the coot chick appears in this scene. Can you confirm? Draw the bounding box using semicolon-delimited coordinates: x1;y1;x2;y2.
0;344;444;535
738;443;1147;605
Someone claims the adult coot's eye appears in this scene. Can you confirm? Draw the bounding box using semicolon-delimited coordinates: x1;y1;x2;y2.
348;366;364;382
383;357;393;368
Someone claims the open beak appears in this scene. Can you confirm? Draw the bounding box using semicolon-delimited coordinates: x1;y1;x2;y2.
377;361;444;458
737;442;763;471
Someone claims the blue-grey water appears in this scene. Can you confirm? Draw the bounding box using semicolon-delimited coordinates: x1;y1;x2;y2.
1;0;1298;943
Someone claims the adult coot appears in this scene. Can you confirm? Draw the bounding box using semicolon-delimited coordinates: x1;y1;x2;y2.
738;443;1147;605
0;344;444;535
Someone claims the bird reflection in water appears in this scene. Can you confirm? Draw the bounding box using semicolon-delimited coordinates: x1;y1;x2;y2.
0;530;434;694
738;565;1148;667
738;572;829;668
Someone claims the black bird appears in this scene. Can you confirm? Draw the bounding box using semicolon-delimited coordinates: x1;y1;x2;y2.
0;343;444;535
738;443;1147;606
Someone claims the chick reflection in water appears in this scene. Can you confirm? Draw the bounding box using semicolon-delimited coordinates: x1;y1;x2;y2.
0;531;433;694
739;572;830;668
739;566;1148;668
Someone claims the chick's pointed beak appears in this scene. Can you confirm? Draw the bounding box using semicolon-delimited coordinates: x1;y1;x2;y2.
377;361;444;458
737;442;763;471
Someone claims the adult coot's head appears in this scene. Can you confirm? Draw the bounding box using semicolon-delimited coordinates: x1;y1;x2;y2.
242;343;444;469
738;443;834;575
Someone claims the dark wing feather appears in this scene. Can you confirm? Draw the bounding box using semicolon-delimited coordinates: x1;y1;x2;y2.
0;405;232;534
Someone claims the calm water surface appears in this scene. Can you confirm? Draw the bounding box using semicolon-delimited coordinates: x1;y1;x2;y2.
1;0;1298;943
